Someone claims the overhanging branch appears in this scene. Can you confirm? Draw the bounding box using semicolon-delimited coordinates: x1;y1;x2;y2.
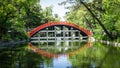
81;1;113;40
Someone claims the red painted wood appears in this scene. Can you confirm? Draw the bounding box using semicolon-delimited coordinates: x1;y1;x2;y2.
29;22;92;37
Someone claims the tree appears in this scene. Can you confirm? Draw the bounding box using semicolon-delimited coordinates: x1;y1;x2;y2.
63;0;120;40
0;0;60;41
0;0;28;40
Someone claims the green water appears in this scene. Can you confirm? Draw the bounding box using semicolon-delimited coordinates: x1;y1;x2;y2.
0;41;120;68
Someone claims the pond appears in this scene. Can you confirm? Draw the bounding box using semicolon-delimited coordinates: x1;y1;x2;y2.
0;40;120;68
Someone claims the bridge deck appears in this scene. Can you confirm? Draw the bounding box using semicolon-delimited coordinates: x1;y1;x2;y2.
30;39;87;43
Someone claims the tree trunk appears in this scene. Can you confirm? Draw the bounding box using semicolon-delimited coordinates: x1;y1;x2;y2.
81;1;113;40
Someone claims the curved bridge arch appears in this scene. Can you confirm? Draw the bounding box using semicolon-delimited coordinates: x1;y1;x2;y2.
29;22;92;37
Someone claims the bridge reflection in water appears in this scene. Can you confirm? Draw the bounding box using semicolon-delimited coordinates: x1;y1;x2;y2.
28;41;91;58
28;40;92;68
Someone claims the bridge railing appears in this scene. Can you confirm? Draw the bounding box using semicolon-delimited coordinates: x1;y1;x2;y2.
30;36;88;43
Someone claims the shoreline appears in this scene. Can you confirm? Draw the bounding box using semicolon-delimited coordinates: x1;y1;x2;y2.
0;40;27;47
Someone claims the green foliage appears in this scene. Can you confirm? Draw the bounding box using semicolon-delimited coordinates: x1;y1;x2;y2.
64;0;120;40
102;0;120;38
0;0;60;41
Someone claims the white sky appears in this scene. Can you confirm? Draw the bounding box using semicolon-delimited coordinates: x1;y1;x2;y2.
40;0;70;21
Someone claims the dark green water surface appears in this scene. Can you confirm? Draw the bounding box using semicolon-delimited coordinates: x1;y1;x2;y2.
0;41;120;68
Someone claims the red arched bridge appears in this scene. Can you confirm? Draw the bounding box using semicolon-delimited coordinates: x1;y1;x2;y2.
28;22;92;43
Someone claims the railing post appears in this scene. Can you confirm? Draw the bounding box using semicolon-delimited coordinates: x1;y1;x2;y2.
38;31;41;47
71;27;73;46
55;26;57;45
63;26;66;42
47;28;48;47
79;31;81;45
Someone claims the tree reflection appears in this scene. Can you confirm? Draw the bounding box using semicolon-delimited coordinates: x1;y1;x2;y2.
0;41;120;68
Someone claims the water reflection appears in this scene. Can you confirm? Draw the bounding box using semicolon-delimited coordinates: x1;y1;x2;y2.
0;41;120;68
53;55;72;68
29;41;91;57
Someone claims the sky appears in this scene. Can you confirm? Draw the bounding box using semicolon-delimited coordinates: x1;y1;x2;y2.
40;0;70;21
